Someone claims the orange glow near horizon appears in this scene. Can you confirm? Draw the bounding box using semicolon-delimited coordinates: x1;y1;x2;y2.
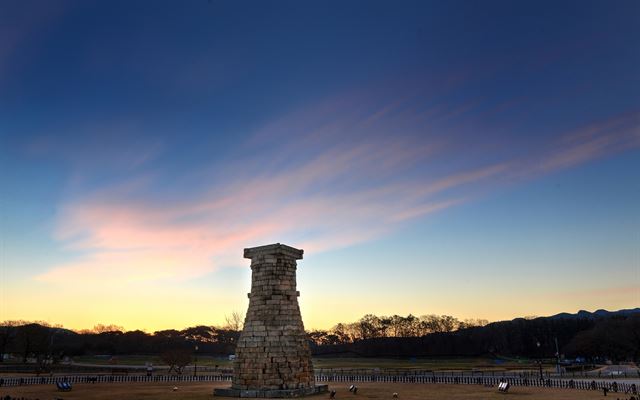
3;279;638;333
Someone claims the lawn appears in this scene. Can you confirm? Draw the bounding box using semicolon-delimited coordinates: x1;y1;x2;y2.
312;357;538;371
72;355;232;367
71;355;545;371
1;381;606;399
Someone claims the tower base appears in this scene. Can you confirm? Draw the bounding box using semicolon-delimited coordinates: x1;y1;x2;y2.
214;385;328;398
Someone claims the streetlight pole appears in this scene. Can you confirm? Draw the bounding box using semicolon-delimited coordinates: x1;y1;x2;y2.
554;337;561;375
536;341;543;381
194;345;198;377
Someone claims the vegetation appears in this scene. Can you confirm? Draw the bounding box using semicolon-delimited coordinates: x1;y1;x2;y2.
310;313;639;362
308;314;488;345
160;348;192;374
1;311;639;367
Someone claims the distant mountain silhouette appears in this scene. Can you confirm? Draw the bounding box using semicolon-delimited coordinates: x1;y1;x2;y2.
548;308;640;320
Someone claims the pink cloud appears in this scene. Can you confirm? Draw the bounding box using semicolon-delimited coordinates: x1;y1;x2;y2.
36;96;640;285
529;110;640;175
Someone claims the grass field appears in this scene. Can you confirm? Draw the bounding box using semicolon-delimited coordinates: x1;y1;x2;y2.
72;355;231;367
1;381;607;399
312;357;537;371
72;355;545;371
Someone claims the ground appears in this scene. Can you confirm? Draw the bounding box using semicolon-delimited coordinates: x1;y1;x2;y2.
0;382;615;399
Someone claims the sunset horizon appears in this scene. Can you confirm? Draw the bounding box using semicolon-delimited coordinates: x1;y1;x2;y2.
9;305;640;335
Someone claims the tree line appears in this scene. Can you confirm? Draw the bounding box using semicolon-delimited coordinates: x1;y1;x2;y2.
308;313;639;362
0;321;241;372
308;314;489;345
1;311;639;370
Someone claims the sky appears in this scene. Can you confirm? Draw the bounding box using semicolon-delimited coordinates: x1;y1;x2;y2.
0;0;639;332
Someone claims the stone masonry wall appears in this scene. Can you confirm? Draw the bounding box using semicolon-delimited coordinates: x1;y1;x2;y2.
231;243;315;391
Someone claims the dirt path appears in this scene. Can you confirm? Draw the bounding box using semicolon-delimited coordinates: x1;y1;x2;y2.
1;381;618;400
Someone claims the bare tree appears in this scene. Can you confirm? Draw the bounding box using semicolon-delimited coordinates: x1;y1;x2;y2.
357;314;383;339
439;315;459;333
460;318;489;329
225;311;245;331
92;324;125;334
161;348;192;375
329;323;352;343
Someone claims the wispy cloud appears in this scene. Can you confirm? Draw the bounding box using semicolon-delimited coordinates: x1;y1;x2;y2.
535;111;640;173
35;85;640;285
26;120;165;188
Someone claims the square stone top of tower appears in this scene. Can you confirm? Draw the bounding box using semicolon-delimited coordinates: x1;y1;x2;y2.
243;243;304;260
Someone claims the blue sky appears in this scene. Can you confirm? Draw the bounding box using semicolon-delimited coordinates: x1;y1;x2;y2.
0;0;638;331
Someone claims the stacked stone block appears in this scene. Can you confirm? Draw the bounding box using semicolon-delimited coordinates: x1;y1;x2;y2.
214;243;327;398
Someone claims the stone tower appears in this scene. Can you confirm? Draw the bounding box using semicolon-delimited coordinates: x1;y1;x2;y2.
214;243;327;398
